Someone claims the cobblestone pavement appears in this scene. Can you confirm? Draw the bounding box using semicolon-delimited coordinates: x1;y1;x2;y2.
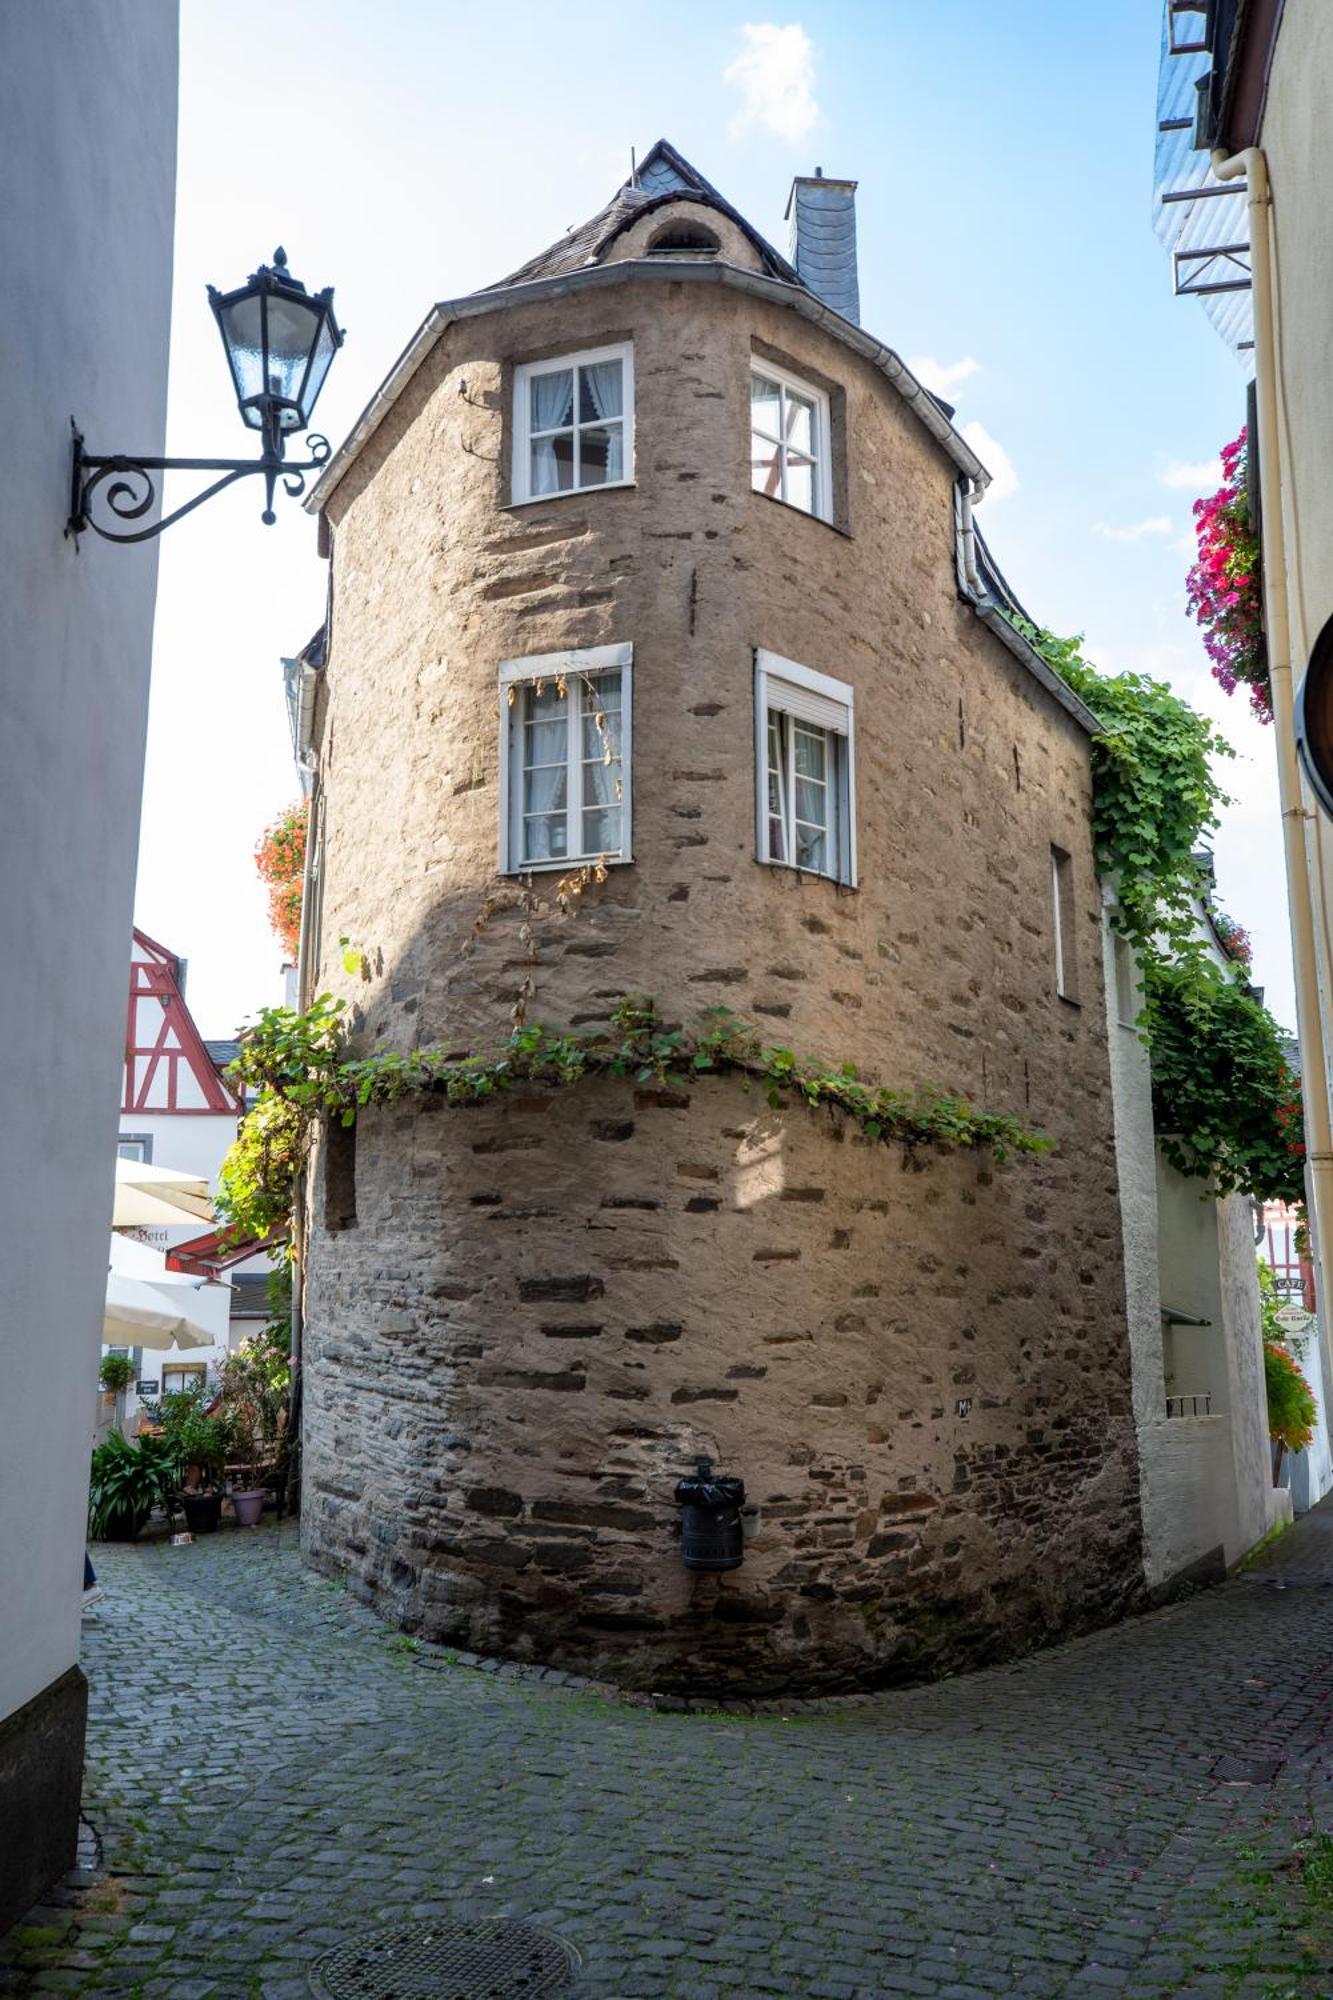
8;1507;1333;2000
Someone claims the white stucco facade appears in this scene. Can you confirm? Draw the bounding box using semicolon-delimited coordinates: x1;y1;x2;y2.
1249;0;1333;1492
114;934;272;1417
1102;909;1290;1592
0;0;178;1920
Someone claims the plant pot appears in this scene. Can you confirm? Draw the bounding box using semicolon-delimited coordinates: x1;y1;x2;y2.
231;1488;266;1527
99;1503;150;1542
180;1491;223;1535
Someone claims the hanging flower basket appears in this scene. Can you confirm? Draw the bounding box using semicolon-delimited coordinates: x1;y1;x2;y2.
1211;908;1253;969
255;799;308;960
1186;428;1269;722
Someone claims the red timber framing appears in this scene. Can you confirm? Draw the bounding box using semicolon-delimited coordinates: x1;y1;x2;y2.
123;928;242;1116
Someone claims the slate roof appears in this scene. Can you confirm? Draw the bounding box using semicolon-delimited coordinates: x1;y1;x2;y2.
228;1274;272;1319
491;138;800;291
204;1039;241;1072
307;135;994;521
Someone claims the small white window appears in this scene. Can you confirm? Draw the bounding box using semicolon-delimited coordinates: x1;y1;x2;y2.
162;1364;207;1397
512;344;634;504
750;359;832;521
754;651;855;886
499;644;633;872
1052;846;1079;1002
1113;932;1138;1027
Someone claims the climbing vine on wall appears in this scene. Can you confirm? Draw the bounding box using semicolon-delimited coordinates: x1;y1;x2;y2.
1139;955;1305;1206
1010;620;1305;1207
214;993;1052;1245
1012;621;1232;958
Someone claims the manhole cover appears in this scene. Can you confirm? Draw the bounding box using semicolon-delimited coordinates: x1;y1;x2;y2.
309;1919;580;1999
1212;1754;1282;1784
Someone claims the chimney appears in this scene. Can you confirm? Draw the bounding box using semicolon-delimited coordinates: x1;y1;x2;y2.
785;167;860;324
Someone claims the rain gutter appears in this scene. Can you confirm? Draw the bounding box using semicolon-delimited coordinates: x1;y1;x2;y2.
953;479;1101;737
304;259;991;516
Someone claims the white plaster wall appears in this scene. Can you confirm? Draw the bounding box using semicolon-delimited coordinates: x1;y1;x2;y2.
1217;1193;1292;1546
1264;1;1333;639
118;1111;240;1189
1101;914;1283;1585
1285;1313;1333;1511
1260;0;1333;1434
1101;919;1164;1431
0;2;177;1727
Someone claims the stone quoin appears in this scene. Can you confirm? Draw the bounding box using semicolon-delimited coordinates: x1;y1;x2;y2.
294;140;1142;1692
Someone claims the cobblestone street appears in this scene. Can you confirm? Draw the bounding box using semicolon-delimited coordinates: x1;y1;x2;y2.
8;1506;1333;1999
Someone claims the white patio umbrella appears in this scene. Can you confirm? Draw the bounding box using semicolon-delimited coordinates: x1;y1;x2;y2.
102;1240;214;1352
103;1271;215;1350
112;1156;214;1228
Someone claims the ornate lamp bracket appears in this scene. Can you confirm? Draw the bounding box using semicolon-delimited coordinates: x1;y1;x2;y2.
65;418;331;547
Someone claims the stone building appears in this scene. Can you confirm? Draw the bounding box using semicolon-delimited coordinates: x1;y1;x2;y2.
294;141;1145;1693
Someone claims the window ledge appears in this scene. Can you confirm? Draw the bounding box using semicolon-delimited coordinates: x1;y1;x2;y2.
755;856;857;892
750;488;851;540
501;853;635;877
506;481;637;511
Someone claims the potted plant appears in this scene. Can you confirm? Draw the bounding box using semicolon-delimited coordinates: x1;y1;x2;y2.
219;1329;288;1527
225;1403;269;1527
98;1352;136;1397
145;1383;232;1533
87;1432;178;1541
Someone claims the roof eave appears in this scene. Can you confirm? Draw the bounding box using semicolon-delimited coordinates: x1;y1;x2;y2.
970;601;1101;736
304;259;991;515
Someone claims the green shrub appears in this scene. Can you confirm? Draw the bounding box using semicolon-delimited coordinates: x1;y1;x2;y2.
87;1432;178;1541
98;1352;135;1395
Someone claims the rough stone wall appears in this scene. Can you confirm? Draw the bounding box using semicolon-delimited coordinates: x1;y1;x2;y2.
301;273;1143;1689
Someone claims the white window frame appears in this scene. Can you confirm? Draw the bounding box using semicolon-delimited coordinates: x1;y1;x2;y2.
511;342;635;506
162;1364;207;1397
1052;846;1079;1002
1112;931;1139;1028
749;357;833;523
498;643;634;874
754;650;856;887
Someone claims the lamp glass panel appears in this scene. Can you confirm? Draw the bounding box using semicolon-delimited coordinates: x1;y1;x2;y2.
263;290;323;426
300;315;339;422
219;295;267;425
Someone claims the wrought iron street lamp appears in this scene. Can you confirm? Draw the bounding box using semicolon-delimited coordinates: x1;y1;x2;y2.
67;248;344;546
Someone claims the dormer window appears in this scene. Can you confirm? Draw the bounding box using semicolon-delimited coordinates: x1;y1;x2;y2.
512;343;634;504
647;222;720;256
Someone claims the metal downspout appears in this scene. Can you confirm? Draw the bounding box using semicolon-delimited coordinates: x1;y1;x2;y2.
1212;143;1333;1393
283;771;320;1517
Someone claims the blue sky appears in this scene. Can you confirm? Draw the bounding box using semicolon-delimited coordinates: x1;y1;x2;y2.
141;0;1285;1032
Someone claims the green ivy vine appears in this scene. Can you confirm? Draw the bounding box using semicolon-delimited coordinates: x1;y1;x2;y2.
1014;621;1233;957
1141;955;1304;1205
218;622;1306;1229
1014;620;1305;1206
216;994;1051;1245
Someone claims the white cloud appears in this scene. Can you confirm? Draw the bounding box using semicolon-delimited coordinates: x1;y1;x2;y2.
724;24;819;143
960;421;1019;505
1095;515;1174;544
906;354;981;398
1160;457;1222;490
